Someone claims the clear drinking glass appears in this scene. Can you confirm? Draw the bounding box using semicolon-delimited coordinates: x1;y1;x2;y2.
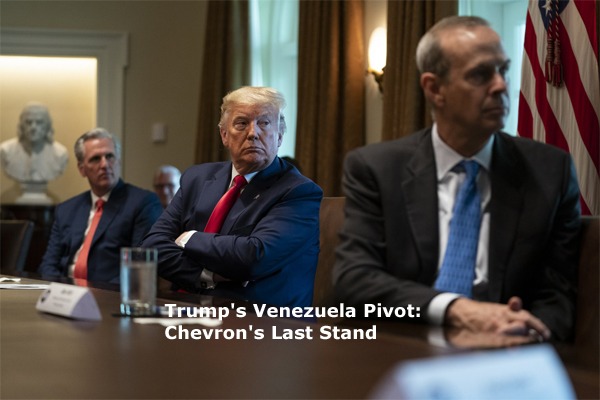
120;247;157;316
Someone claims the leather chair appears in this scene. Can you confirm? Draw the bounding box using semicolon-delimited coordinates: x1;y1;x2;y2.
575;216;599;357
1;220;35;273
313;197;345;308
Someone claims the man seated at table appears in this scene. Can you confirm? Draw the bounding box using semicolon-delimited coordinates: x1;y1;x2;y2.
38;128;163;283
153;164;181;209
141;86;323;307
333;16;580;344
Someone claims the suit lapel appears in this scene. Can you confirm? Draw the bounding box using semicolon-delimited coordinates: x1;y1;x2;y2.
92;180;125;246
70;194;94;251
487;133;525;301
205;165;232;203
194;165;232;230
220;157;285;233
402;131;439;283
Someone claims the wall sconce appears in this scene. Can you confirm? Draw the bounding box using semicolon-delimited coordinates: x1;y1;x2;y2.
368;27;387;93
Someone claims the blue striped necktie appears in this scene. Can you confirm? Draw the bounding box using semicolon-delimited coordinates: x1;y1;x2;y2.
434;160;481;297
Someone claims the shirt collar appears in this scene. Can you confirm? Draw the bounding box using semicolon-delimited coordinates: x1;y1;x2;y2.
90;191;111;206
230;165;258;185
431;123;494;180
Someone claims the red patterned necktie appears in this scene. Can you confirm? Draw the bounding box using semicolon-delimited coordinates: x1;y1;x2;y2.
204;175;247;233
74;199;105;279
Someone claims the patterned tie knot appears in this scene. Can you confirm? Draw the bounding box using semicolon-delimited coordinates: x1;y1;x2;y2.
458;160;480;181
96;198;105;210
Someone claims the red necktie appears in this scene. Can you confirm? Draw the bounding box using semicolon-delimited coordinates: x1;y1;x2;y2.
74;199;105;279
204;175;247;233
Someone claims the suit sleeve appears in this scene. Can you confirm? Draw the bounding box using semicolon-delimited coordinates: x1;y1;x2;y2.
38;207;68;277
131;192;163;246
528;154;580;341
333;149;439;318
142;179;322;292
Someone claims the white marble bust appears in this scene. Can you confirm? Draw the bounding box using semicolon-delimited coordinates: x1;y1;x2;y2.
0;102;68;183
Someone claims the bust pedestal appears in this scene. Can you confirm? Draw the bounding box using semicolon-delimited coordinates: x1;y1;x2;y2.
15;182;53;205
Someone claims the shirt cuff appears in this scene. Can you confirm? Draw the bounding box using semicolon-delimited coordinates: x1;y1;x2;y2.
199;269;216;289
175;230;197;248
426;292;462;326
427;326;451;348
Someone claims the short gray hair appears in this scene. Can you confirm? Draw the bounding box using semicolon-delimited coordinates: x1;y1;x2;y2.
74;127;121;163
416;16;490;79
218;86;287;135
154;164;181;180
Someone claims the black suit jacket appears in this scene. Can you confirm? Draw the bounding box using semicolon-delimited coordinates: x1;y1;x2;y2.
142;157;323;307
333;129;580;340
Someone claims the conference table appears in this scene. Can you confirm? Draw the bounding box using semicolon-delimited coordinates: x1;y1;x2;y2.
1;275;598;399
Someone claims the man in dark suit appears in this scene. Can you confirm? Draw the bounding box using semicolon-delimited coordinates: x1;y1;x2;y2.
39;128;163;283
141;87;322;307
334;16;580;343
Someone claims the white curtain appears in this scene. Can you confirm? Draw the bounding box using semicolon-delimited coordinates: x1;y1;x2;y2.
250;0;299;158
458;0;527;136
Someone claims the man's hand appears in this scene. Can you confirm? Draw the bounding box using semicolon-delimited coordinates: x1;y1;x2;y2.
445;296;551;341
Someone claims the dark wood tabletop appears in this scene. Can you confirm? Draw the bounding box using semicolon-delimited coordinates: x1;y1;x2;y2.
1;275;598;399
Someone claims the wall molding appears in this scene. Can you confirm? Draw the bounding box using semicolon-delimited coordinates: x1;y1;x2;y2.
1;28;129;136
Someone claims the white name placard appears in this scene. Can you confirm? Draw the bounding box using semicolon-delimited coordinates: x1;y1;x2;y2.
370;344;575;400
36;282;102;321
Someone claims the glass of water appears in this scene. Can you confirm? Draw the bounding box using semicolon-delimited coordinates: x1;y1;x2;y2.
120;247;157;316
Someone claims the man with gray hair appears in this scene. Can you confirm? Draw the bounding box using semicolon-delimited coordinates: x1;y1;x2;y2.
334;16;580;344
142;86;323;307
39;128;163;283
0;102;68;182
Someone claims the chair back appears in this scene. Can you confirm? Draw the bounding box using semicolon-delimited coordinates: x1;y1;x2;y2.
1;220;35;273
313;197;345;307
575;216;599;356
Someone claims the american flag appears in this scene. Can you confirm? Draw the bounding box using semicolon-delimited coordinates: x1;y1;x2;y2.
518;0;599;215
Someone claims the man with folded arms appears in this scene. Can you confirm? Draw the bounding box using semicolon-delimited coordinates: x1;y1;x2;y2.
142;87;322;307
